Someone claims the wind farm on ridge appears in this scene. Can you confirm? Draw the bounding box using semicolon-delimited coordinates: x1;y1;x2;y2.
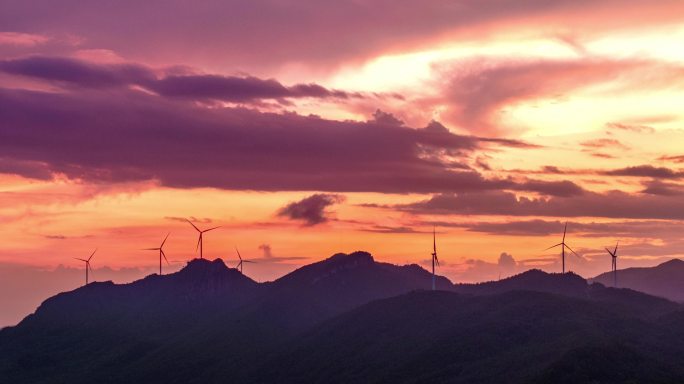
73;219;622;289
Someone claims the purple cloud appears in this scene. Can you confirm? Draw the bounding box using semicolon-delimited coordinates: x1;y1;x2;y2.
0;86;567;196
603;165;684;179
277;193;345;226
0;56;354;102
449;219;684;240
397;190;684;220
641;180;684;196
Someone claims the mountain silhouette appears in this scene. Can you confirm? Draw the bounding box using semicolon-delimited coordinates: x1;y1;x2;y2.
252;251;453;329
1;252;684;383
454;269;588;297
591;258;684;302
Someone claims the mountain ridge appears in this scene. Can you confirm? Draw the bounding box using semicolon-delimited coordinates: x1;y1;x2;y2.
2;252;684;383
591;258;684;302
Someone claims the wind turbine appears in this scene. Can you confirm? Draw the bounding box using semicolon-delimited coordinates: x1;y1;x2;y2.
186;219;220;259
605;241;619;287
431;226;439;291
544;222;579;273
234;247;255;274
143;233;170;275
74;249;97;286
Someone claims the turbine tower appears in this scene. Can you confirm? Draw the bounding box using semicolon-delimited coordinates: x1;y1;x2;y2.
605;241;619;287
431;227;439;291
235;247;255;274
544;222;579;273
186;219;220;259
74;249;97;286
143;233;170;275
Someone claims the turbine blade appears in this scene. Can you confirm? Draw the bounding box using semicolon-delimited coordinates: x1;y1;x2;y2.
88;248;97;261
196;234;202;252
142;248;160;251
244;260;256;263
543;243;563;251
203;226;221;233
562;221;567;242
236;261;242;269
160;232;170;248
186;219;200;232
614;241;619;256
75;258;87;262
565;244;580;258
605;247;615;257
235;247;242;261
162;250;170;265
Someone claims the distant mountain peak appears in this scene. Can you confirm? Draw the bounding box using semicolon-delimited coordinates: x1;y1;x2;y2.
456;268;588;297
327;251;374;264
181;257;231;273
591;258;684;302
275;250;441;291
169;257;258;288
510;269;584;281
657;258;684;268
299;251;375;284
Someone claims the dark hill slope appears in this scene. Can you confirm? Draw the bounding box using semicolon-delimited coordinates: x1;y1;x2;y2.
253;290;684;384
454;269;587;297
592;259;684;302
0;258;262;384
0;252;455;383
250;251;453;329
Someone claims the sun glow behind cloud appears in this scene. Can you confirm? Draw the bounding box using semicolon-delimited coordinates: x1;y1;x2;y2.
321;24;684;137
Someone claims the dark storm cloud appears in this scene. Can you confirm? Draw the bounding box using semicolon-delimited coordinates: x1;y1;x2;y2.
0;158;53;180
147;75;355;102
514;180;583;197
452;219;684;239
0;56;354;102
602;165;684;179
0;87;567;195
0;56;153;87
641;180;684;196
508;164;684;181
397;190;684;220
277;193;345;226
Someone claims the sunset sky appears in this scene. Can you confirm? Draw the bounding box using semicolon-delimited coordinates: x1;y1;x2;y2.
2;0;684;325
